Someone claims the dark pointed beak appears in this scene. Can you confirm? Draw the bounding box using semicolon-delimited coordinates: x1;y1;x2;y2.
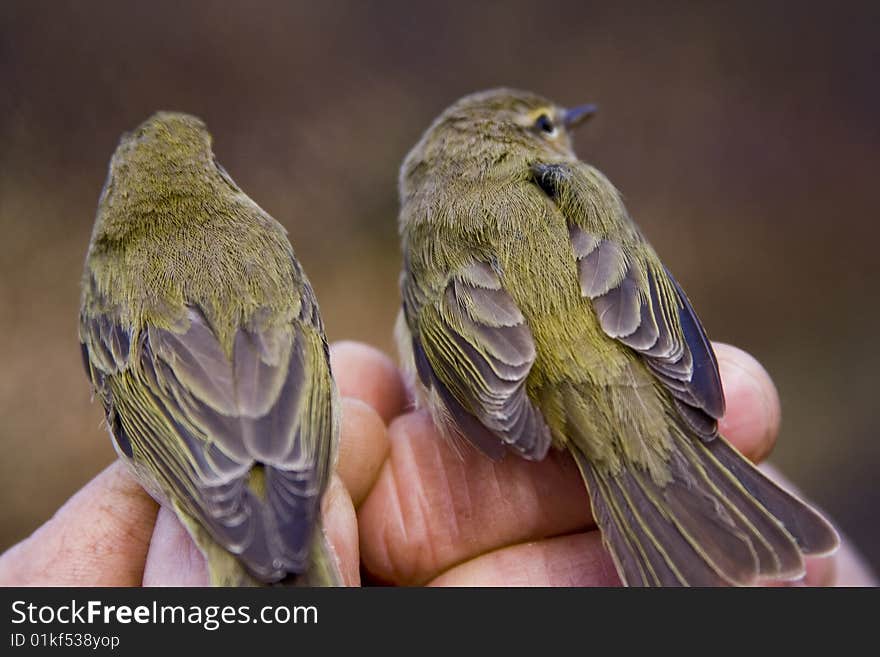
562;104;598;129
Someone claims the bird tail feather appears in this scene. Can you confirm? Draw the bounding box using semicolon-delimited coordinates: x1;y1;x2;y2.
571;431;838;586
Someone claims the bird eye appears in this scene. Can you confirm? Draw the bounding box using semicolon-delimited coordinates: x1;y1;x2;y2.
534;114;557;136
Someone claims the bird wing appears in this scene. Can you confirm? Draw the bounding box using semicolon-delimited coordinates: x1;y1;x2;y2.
402;258;552;461
532;161;725;438
79;284;335;583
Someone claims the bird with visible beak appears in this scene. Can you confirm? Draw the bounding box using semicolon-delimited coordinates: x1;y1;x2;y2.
395;88;838;586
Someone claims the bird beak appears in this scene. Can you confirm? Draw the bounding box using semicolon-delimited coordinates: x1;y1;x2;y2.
562;104;598;129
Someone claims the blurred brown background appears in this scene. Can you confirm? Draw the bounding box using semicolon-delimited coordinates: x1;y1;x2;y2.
1;2;878;572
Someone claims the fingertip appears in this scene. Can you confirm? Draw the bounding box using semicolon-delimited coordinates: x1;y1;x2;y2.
336;397;390;506
143;506;209;586
330;341;408;423
803;554;835;587
321;475;360;586
714;343;781;463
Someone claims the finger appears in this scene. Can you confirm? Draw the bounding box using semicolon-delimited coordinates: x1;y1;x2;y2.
358;410;589;585
802;554;835;587
143;476;360;587
142;507;209;586
428;531;620;587
330;341;408;423
320;475;360;586
714;343;781;463
0;461;158;586
336;397;390;507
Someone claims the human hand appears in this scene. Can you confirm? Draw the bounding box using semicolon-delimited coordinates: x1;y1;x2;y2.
354;342;876;587
0;342;873;587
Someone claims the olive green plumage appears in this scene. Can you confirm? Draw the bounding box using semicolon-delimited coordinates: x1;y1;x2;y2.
80;112;341;586
396;89;839;586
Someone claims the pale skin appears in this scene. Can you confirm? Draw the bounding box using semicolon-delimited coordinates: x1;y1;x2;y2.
0;342;873;586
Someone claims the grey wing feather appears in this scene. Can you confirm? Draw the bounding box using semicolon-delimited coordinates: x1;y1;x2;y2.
572;224;724;437
403;260;552;461
80;300;334;583
532;161;724;437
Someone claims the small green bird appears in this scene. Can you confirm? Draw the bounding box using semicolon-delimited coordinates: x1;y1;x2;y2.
79;112;341;586
395;89;839;586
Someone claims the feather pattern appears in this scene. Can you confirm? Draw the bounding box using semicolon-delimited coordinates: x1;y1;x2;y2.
533;162;725;438
573;423;837;586
402;261;552;461
81;299;335;583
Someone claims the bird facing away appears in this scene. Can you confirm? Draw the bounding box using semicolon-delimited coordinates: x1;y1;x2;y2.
80;112;340;586
395;88;839;586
